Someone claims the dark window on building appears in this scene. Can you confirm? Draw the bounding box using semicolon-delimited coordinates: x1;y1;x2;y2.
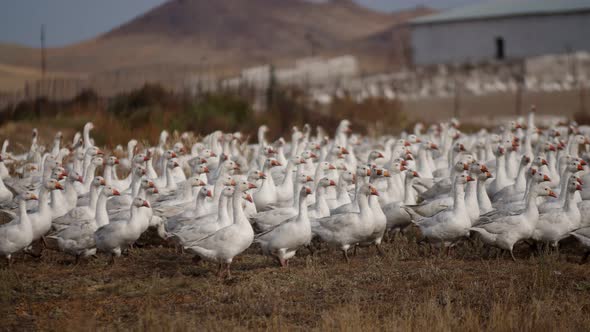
496;37;505;60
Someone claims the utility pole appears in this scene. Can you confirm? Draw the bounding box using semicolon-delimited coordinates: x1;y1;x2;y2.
41;24;46;80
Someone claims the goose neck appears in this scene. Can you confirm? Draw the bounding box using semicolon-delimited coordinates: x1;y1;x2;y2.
95;193;110;227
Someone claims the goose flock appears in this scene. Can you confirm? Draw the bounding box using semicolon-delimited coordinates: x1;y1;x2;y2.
2;114;590;278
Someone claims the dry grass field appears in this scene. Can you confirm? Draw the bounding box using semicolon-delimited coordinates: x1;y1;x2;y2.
2;232;590;331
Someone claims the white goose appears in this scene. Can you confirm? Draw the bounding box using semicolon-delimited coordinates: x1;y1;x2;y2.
532;178;582;247
28;179;64;245
312;184;378;262
169;186;236;244
51;177;107;231
406;173;474;249
253;158;281;211
183;180;257;278
326;170;355;210
94;197;151;264
0;192;38;266
46;186;121;261
470;184;556;261
255;186;313;267
250;174;312;232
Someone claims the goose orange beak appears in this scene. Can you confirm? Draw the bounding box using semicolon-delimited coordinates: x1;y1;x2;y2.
203;166;210;173
541;159;548;166
142;201;150;208
430;143;438;150
305;187;312;195
77;176;84;183
113;189;121;196
463;163;469;171
152;187;159;194
466;175;475;182
306;176;313;182
198;180;206;186
548;144;556;151
248;182;257;189
543;174;551;181
100;179;106;185
549;190;557;198
370;187;379;196
480;165;489;173
55;182;64;190
578;164;585;171
244;194;253;203
329;180;336;186
206;190;213;198
412;171;420;178
576;184;583;191
578;178;584;185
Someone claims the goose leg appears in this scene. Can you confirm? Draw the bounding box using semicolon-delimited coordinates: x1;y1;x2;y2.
376;244;385;256
75;255;80;265
225;263;232;279
6;255;11;268
342;250;350;263
485;246;492;258
306;245;315;256
192;255;202;264
581;251;590;264
353;245;358;256
510;249;516;262
109;254;116;265
217;263;224;278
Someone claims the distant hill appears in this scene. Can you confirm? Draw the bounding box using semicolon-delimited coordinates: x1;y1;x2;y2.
0;0;433;92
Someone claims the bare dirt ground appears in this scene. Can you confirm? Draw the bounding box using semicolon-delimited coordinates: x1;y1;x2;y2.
2;231;590;331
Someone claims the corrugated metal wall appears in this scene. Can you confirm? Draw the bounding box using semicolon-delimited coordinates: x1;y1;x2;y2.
411;12;590;65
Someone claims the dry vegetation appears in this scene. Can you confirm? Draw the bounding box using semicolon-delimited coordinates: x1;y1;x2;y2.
0;84;407;147
2;231;590;331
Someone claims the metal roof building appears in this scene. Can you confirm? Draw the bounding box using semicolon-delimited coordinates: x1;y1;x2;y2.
409;0;590;65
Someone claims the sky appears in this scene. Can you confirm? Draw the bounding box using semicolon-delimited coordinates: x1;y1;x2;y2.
0;0;480;47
